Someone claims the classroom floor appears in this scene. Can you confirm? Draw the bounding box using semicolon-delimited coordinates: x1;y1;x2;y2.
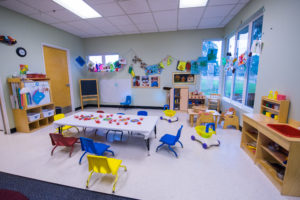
0;108;298;200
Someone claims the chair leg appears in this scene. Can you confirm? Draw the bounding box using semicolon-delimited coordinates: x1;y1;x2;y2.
168;145;178;158
156;143;164;152
120;165;127;172
178;140;183;148
112;173;119;193
79;151;87;164
106;149;115;157
86;170;94;189
51;145;58;156
69;145;74;157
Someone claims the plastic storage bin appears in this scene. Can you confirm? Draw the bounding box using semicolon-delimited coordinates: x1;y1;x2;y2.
42;109;54;118
27;113;40;122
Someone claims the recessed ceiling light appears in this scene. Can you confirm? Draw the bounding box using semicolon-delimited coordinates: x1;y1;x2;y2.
179;0;208;8
52;0;101;19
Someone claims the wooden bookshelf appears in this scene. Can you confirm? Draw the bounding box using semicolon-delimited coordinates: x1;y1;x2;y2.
241;113;300;196
260;96;289;123
7;77;55;133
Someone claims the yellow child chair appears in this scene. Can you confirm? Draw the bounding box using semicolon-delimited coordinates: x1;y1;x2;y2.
86;155;127;193
196;112;214;126
218;107;239;130
54;114;79;136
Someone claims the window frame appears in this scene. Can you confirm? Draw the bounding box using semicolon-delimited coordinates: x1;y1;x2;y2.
88;53;120;65
222;14;263;112
200;38;224;96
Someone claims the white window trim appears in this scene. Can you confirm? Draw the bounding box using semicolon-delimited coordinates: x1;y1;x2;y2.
222;14;263;112
88;54;119;65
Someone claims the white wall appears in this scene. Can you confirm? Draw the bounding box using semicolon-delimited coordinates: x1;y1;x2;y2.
0;6;84;129
83;29;224;107
222;0;300;122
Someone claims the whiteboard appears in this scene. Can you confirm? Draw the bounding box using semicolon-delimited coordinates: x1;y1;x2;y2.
24;81;51;107
100;79;131;103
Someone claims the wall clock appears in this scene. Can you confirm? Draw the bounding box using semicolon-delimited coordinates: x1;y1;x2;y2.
16;47;27;57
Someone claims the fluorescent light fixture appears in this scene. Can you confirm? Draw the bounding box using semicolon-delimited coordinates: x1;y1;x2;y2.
52;0;101;19
179;0;208;8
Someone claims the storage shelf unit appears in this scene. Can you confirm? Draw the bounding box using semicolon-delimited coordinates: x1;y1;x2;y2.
241;113;300;196
170;87;189;111
188;92;205;109
7;78;55;133
260;96;289;123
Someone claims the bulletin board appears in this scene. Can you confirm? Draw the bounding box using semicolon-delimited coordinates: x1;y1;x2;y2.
24;81;51;108
132;76;160;88
100;79;131;103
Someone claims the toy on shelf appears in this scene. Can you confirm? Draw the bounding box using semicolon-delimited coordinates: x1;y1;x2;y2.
192;123;220;149
160;110;178;123
218;107;239;130
0;35;17;45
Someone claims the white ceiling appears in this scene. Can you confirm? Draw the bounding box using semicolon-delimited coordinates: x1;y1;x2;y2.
0;0;250;38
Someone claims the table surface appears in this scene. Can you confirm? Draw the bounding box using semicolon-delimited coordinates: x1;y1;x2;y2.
188;109;220;116
54;111;159;139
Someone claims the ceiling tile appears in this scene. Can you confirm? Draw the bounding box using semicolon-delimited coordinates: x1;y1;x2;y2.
85;0;115;6
0;0;39;15
239;0;250;3
118;0;150;14
86;18;121;34
148;0;179;11
136;22;157;31
117;24;139;33
47;9;81;23
129;13;154;24
67;20;97;32
29;12;60;24
107;15;133;26
153;10;177;30
50;23;85;35
220;15;234;26
93;2;124;17
159;27;177;32
140;29;157;33
178;26;197;30
229;3;246;16
178;7;204;27
199;17;224;27
203;5;234;18
18;0;63;12
208;0;239;6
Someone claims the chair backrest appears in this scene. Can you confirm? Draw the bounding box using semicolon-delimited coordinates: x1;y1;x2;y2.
163;104;169;110
126;96;131;104
80;137;96;153
199;112;214;124
175;125;183;142
137;111;148;116
205;123;215;132
54;113;65;121
87;155;112;174
49;133;67;146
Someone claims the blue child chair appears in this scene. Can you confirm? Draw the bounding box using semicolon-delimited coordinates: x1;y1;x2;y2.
137;111;148;116
79;137;114;164
156;125;183;158
120;96;131;108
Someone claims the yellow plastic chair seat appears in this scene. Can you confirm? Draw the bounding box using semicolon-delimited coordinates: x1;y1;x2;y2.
54;113;79;135
86;155;127;193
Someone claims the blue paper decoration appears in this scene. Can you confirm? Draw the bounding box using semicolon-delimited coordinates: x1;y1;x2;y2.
207;48;218;62
33;90;45;104
145;64;162;75
191;60;200;75
76;56;86;67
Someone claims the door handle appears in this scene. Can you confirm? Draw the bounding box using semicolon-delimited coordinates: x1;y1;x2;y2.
66;83;70;87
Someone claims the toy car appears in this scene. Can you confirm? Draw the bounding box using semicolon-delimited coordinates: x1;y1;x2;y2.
191;123;220;149
160;110;178;123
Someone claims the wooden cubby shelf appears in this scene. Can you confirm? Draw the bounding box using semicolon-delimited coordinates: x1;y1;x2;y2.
7;77;55;133
260;96;289;123
241;113;300;196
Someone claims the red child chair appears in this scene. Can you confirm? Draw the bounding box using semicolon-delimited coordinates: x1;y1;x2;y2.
49;133;80;157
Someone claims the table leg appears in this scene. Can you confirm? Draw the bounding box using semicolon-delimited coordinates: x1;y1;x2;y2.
58;126;62;134
189;114;194;127
154;125;157;138
145;138;150;156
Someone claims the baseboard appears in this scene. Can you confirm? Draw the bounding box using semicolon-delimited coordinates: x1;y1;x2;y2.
76;104;164;110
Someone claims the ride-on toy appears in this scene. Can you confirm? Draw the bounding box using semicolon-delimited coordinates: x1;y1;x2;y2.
160;110;178;123
191;123;220;149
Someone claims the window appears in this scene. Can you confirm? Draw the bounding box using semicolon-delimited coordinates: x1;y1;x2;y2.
200;40;222;96
245;16;263;108
223;14;263;109
88;54;119;65
233;26;249;103
224;35;235;98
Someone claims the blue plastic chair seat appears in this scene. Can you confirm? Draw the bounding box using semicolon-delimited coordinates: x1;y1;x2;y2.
94;143;110;155
160;134;177;145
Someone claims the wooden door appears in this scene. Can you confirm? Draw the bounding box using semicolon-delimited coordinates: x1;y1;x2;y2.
43;46;71;112
180;88;189;111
